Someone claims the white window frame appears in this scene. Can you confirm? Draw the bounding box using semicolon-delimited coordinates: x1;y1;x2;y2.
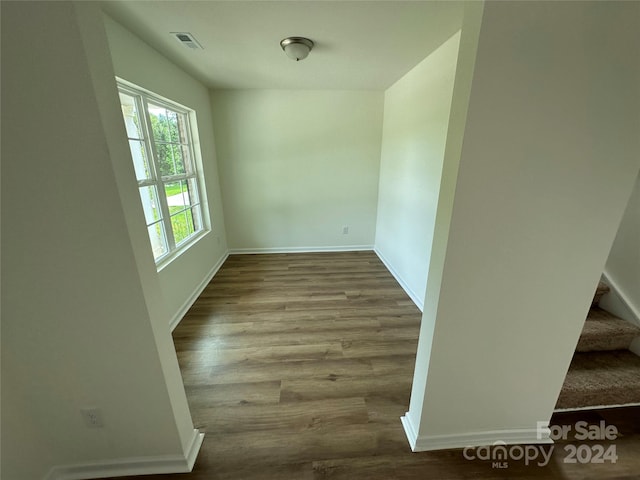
117;78;209;269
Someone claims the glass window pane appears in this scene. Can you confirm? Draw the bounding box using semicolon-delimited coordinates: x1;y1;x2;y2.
187;178;199;205
170;144;186;175
165;181;187;211
148;103;171;151
155;141;173;177
147;222;168;259
148;103;179;142
171;210;195;245
179;179;192;208
167;110;180;143
128;140;151;181
177;113;190;145
119;92;144;139
154;143;185;177
147;104;168;142
191;206;203;232
148;104;187;177
180;144;193;174
138;186;162;224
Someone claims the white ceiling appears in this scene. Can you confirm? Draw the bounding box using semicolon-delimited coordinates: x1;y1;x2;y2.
101;1;464;90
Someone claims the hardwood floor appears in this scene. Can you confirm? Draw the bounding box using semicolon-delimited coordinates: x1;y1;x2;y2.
111;251;640;480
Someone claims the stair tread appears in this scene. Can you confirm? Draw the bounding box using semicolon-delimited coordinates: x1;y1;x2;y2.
595;282;610;296
591;282;611;307
576;308;640;352
557;350;640;409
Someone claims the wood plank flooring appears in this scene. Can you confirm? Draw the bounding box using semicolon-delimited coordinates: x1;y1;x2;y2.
110;251;640;480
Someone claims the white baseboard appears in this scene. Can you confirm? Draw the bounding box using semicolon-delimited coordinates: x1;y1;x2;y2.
228;245;374;254
400;414;419;450
601;271;640;327
45;429;204;480
374;248;424;312
170;252;229;331
184;429;205;471
401;414;552;452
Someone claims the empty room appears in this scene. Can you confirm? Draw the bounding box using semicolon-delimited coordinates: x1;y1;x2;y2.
2;1;640;480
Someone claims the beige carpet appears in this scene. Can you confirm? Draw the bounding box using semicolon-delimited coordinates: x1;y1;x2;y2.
576;308;640;352
556;283;640;410
556;350;640;409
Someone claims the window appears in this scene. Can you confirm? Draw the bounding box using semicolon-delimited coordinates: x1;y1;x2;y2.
117;80;206;266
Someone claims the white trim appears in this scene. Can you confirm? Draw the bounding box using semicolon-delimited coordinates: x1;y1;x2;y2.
117;78;208;269
601;271;640;327
374;248;424;312
554;402;640;413
400;414;419;450
401;413;552;452
184;429;206;471
228;245;374;254
45;429;204;480
157;230;210;273
170;251;229;331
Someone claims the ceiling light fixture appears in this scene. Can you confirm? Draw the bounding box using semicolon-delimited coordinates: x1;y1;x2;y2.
280;37;314;61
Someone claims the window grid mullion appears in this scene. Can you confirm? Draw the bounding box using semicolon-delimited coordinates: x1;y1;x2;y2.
154;141;188;146
140;96;176;252
160;173;196;183
146;218;164;228
137;179;157;188
168;203;200;216
133;96;157;182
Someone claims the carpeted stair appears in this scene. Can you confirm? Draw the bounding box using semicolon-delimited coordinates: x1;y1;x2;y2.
556;282;640;410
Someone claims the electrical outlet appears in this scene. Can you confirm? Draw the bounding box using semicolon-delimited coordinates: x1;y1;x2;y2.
81;407;103;428
342;226;349;235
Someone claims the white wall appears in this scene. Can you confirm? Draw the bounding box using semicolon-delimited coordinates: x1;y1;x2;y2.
1;2;198;478
375;32;461;310
211;90;383;252
103;15;229;325
602;172;640;324
404;0;640;450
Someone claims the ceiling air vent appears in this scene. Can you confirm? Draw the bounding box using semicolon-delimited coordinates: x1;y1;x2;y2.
172;32;203;50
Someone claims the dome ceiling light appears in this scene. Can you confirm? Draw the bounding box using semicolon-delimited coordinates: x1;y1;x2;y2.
280;37;314;61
